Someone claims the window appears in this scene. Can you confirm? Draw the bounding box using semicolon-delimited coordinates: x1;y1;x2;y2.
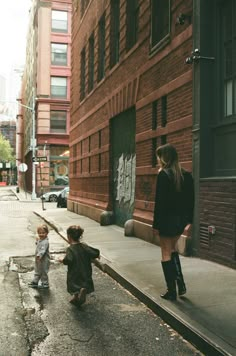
161;96;167;127
88;33;95;93
50;146;69;187
51;77;67;98
152;100;158;130
81;0;90;18
211;0;236;176
126;0;139;51
80;48;86;101
51;10;68;33
151;0;170;49
222;0;236;118
50;111;67;133
152;138;157;167
98;13;106;82
110;0;120;68
51;43;68;65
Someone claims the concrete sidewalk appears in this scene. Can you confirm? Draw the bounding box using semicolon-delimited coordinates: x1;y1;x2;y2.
28;206;235;356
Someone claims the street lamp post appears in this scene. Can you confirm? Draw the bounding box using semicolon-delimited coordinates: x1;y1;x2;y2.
17;96;37;200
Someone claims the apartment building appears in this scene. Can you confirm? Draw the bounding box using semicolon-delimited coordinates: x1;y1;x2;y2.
19;0;72;195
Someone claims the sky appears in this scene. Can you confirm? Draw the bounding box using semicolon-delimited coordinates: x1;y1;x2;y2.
0;1;31;113
0;1;31;77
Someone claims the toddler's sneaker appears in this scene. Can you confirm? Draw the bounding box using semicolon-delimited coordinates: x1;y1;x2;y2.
77;288;87;306
28;281;38;288
38;283;49;289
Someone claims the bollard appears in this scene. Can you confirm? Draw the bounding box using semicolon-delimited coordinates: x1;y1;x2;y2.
16;187;20;193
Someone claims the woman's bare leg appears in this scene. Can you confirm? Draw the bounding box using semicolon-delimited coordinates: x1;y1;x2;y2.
159;236;180;261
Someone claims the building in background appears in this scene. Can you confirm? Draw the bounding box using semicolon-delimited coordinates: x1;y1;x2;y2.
18;0;72;195
0;75;6;103
0;74;16;185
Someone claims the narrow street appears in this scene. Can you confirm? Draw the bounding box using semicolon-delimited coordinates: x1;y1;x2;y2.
0;188;202;356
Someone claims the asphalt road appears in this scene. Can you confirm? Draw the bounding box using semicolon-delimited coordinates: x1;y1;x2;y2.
0;188;203;356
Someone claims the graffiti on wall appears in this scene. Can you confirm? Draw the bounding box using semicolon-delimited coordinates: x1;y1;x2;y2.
115;153;136;207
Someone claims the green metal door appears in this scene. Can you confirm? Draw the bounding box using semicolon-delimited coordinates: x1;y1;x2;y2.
111;108;136;227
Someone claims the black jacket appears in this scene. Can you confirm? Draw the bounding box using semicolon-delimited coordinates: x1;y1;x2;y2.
63;243;100;294
153;169;194;236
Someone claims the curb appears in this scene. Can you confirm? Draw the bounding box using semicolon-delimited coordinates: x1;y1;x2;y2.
96;261;230;356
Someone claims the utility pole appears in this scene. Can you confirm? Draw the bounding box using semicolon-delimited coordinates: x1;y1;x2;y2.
31;92;37;200
16;95;37;200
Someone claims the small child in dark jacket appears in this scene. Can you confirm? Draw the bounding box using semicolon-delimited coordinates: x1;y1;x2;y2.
59;225;100;306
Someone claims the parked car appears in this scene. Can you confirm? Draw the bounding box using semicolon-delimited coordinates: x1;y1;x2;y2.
40;189;64;202
57;187;70;208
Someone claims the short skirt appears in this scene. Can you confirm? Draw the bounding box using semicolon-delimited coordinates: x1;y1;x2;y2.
157;214;187;238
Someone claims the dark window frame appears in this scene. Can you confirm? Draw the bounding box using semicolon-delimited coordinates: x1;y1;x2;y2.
221;0;236;121
126;0;139;51
50;110;67;133
161;96;167;127
98;12;106;82
81;0;90;18
88;33;95;93
150;0;170;51
152;100;158;130
80;47;86;101
110;0;120;68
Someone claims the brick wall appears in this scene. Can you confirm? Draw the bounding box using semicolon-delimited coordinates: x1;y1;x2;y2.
70;0;193;223
199;180;236;268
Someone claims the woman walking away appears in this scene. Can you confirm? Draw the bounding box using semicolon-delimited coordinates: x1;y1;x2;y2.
59;225;100;306
153;144;194;301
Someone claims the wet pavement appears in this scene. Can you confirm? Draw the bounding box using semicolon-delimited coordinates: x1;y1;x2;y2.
28;199;236;356
0;186;203;356
14;255;202;356
1;186;236;355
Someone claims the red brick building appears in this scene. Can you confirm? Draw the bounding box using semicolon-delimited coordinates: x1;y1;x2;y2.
69;1;193;235
69;0;236;268
19;0;72;196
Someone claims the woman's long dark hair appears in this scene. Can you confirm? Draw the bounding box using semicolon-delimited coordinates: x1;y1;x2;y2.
156;143;183;191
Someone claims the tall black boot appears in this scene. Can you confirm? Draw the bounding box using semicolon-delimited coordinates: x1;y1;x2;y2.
171;252;186;296
161;260;177;301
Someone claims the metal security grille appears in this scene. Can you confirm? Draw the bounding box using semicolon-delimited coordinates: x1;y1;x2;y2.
200;224;209;247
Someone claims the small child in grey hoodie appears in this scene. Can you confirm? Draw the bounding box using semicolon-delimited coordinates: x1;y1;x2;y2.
28;224;50;289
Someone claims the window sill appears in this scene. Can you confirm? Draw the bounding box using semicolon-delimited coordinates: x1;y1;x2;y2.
124;42;140;60
149;35;171;59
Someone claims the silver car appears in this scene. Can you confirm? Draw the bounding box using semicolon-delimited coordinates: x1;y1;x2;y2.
40;189;63;202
